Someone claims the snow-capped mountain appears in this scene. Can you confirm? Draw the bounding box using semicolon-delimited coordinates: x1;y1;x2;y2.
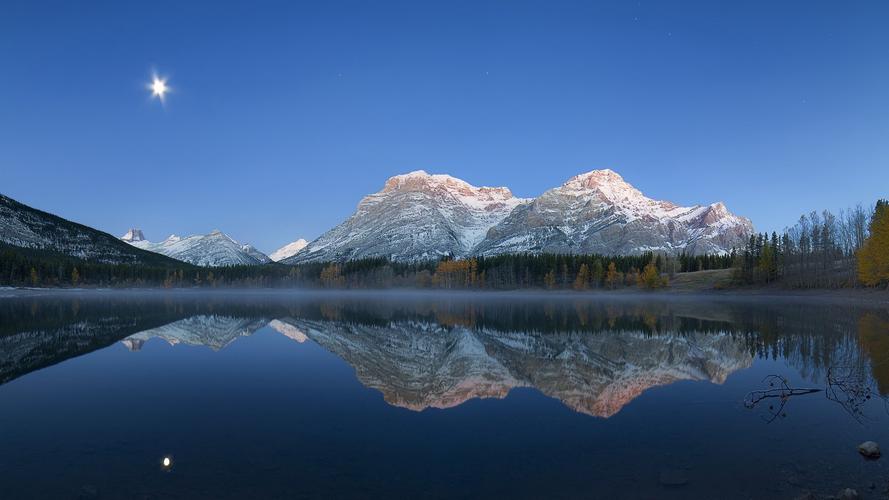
286;169;752;263
0;194;179;265
476;169;753;256
269;238;308;262
284;170;529;263
121;229;271;267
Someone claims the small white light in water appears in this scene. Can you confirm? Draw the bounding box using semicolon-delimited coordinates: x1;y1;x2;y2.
162;456;172;468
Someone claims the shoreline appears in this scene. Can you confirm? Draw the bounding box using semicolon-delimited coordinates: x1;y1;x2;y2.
2;285;887;304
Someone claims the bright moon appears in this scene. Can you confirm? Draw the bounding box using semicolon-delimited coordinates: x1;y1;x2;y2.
149;75;170;103
162;456;172;467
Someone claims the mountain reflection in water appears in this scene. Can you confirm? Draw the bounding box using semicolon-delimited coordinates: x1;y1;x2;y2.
2;293;886;419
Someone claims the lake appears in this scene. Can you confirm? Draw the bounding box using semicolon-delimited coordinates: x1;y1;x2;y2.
1;290;888;499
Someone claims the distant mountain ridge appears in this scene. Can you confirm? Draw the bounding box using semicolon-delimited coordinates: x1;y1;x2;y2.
286;169;753;263
269;238;308;262
121;229;271;267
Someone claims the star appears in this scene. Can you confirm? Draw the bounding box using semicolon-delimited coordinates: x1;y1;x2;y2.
148;74;170;103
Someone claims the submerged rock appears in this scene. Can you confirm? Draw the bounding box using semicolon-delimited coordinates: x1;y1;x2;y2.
834;488;860;500
857;441;880;459
658;468;689;487
78;484;99;499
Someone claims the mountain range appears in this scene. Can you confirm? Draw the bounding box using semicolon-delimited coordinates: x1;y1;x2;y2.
286;169;752;263
1;168;753;267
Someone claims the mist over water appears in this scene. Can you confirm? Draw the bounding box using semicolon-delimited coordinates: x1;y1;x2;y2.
1;291;888;499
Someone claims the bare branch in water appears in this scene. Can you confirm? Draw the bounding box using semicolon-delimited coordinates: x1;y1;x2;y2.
825;365;889;424
746;369;889;424
744;375;821;423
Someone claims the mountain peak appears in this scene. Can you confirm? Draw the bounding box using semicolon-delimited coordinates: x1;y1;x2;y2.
384;170;466;191
564;169;631;189
120;228;145;242
558;169;646;208
380;170;517;204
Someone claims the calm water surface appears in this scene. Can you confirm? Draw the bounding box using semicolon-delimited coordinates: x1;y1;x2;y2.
1;291;888;499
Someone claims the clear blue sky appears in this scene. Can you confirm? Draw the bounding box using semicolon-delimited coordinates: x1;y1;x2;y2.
2;0;887;253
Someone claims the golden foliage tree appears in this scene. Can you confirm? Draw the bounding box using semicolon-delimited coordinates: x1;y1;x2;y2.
320;264;345;288
858;200;889;287
432;258;479;289
573;263;590;291
605;261;620;289
638;262;667;290
543;270;557;289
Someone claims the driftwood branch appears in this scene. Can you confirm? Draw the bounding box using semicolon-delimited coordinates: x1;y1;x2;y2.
825;365;889;424
745;369;889;424
744;375;822;423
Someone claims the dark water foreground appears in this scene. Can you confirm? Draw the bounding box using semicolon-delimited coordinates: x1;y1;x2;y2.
1;291;888;499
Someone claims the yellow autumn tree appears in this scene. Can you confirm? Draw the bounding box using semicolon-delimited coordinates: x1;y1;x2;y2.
605;261;620;289
320;264;345;288
858;200;889;287
573;263;590;291
638;262;667;290
543;270;557;289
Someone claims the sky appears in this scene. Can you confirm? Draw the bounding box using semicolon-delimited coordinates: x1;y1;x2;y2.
2;0;888;253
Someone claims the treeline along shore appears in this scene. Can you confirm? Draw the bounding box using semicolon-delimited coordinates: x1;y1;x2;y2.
2;201;888;292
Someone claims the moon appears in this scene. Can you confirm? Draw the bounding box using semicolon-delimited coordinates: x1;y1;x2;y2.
148;74;170;103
